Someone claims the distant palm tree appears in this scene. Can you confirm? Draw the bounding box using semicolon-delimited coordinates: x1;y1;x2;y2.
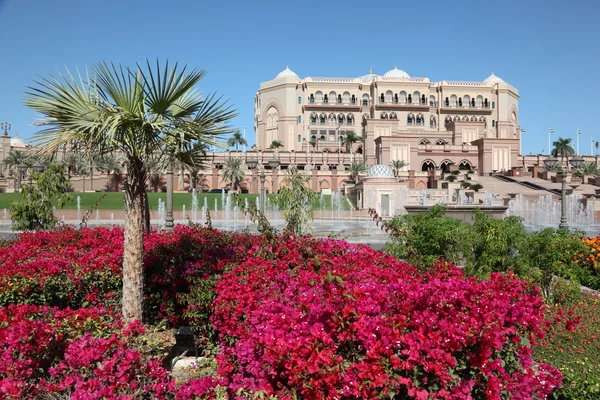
270;140;283;156
573;162;598;178
95;154;122;192
63;152;81;179
5;149;31;171
349;161;367;183
222;158;245;192
309;139;318;151
149;173;165;192
390;159;407;176
341;131;363;161
227;129;248;152
596;141;599;157
552;137;575;171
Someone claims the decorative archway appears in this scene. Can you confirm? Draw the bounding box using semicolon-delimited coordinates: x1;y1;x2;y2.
458;160;473;170
440;159;453;172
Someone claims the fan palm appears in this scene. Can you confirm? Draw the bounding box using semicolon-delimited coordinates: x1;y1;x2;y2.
390;159;407;176
222;157;245;192
349;161;367;183
25;60;237;322
341;131;363;162
5;149;32;170
227;129;247;152
551;137;575;172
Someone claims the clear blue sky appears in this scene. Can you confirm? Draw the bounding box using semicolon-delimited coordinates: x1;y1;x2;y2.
0;0;598;155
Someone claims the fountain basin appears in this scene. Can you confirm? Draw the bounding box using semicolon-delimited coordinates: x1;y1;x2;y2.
403;205;509;224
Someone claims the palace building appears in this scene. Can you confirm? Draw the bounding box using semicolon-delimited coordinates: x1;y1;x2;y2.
254;66;521;173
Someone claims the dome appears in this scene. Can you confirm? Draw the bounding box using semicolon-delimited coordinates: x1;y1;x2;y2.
367;164;395;178
383;66;410;78
358;67;379;81
483;72;504;84
10;135;28;148
275;66;299;80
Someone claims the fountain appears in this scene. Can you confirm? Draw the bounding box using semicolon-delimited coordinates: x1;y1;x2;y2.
319;192;326;220
110;213;114;225
191;189;198;223
76;196;81;221
95;209;100;223
157;199;165;225
244;198;249;227
214;199;218;219
3;208;7;225
182;204;186;221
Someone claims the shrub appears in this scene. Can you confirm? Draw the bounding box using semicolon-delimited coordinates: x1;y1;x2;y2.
384;205;470;269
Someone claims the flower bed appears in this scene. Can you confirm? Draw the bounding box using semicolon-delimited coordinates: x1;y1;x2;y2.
0;227;566;398
211;236;561;399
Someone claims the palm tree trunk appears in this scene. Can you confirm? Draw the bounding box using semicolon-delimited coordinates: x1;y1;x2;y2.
122;158;146;322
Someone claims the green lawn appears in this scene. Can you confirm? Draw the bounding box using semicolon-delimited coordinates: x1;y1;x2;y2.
0;192;350;211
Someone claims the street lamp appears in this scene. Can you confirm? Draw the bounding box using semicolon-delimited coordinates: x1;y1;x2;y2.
548;129;554;155
544;155;585;230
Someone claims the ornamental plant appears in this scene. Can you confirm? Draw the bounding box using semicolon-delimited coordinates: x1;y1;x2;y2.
211;235;561;399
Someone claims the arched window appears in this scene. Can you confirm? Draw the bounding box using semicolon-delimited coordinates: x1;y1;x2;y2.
351;94;356;104
338;114;344;125
471;98;475;107
463;95;470;108
347;114;354;125
315;91;323;103
328;113;336;125
450;95;457;107
298;96;302;104
492;120;495;127
419;138;431;145
266;107;279;144
311;134;317;141
430;116;436;128
319;113;326;125
421;94;426;105
445;97;449;106
343;91;350;104
381;112;388;119
458;98;463;107
390;112;397;120
459;160;472;170
436;139;447;145
484;98;488;108
440;160;452;172
408;94;412;104
329;91;336;104
413;92;421;104
394;93;399;104
476;95;483;108
416;114;424;125
385;90;393;103
297;115;302;123
400;91;407;104
445;116;450;124
310;94;315;104
310;113;317;124
337;94;342;104
323;94;329;104
297;134;302;143
462;116;468;121
422;160;436;171
429;95;436;106
362;94;369;106
380;93;385;104
492;101;495;109
407;113;414;125
320;134;326;141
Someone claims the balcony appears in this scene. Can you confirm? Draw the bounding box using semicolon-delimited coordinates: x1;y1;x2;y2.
304;100;362;111
440;103;492;114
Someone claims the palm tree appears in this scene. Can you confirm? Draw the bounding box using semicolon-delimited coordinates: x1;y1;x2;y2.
222;157;245;192
270;140;283;156
596;141;599;157
25;60;237;322
227;129;247;152
551;137;575;172
63;152;81;179
96;154;122;192
5;149;32;171
573;162;599;178
310;138;318;151
349;161;367;183
390;160;407;176
341;131;363;162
